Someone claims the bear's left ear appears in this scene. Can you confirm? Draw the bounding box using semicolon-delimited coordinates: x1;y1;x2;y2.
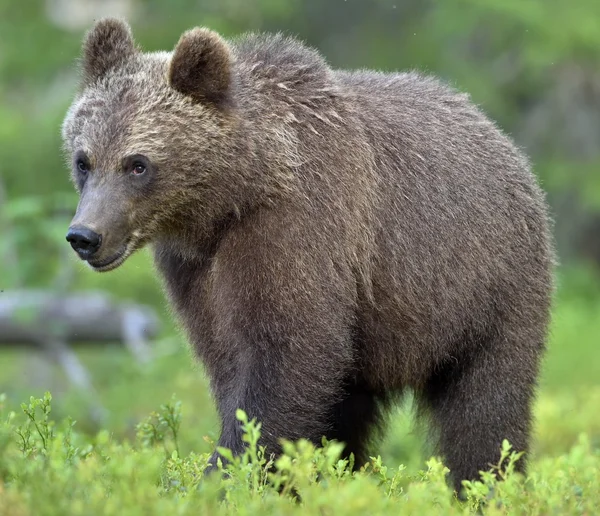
82;18;137;86
169;28;232;108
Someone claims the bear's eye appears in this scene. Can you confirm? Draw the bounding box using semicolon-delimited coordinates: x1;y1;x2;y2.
123;154;151;177
131;162;147;175
77;159;89;174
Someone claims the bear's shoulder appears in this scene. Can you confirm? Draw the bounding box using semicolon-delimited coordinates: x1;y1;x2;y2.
230;32;332;88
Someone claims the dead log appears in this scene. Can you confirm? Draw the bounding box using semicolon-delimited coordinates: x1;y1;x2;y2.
0;290;162;425
0;290;160;362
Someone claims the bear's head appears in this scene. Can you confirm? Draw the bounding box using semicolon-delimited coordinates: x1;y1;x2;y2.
62;18;239;271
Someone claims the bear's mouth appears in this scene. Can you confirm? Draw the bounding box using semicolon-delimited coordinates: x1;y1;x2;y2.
87;238;136;272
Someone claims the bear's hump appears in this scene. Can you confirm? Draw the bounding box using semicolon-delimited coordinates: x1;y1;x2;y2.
231;33;332;87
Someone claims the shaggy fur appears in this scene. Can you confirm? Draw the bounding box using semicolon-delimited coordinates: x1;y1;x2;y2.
62;18;555;491
169;28;233;108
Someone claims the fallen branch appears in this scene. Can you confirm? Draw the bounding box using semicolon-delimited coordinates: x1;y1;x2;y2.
0;290;160;363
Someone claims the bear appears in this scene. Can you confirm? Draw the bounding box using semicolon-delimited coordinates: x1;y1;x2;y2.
61;18;554;492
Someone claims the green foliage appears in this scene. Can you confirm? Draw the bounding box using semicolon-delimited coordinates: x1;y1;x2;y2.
18;392;54;454
1;393;598;515
136;395;183;457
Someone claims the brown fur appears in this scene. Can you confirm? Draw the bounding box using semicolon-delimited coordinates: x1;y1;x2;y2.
169;28;233;107
62;18;555;491
81;18;137;88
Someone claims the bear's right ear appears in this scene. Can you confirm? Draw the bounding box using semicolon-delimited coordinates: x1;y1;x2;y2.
81;18;137;86
169;28;232;108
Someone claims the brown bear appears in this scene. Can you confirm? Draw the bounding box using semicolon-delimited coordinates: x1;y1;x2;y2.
62;18;554;491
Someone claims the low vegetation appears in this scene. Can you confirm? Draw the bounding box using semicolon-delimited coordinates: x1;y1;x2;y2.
0;391;598;515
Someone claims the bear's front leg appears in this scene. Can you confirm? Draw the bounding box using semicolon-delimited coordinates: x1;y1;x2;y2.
202;234;358;472
204;301;356;471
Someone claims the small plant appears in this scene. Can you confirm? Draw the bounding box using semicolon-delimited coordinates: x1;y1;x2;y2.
365;454;407;498
461;439;526;511
16;391;54;457
216;410;276;498
136;394;182;457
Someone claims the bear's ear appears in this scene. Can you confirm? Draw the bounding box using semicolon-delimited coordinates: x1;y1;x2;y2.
81;18;137;86
169;28;232;108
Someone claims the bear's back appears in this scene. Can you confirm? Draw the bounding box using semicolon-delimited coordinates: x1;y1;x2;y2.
224;36;553;339
329;69;553;384
230;33;334;100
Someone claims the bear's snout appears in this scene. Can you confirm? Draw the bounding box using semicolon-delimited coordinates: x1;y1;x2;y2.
66;225;102;260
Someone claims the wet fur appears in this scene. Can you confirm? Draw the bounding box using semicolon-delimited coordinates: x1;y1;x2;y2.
62;19;555;491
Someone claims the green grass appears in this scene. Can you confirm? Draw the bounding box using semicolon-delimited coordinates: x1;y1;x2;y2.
0;267;599;514
0;392;598;515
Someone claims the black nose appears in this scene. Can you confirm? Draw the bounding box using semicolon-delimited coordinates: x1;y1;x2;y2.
66;226;102;259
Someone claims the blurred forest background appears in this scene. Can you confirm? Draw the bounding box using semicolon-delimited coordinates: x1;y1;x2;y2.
0;0;599;470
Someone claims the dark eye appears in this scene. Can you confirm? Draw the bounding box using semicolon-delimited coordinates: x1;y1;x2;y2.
123;154;151;178
132;162;146;175
77;159;89;174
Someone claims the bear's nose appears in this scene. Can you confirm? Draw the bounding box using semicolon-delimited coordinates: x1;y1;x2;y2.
66;226;102;259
